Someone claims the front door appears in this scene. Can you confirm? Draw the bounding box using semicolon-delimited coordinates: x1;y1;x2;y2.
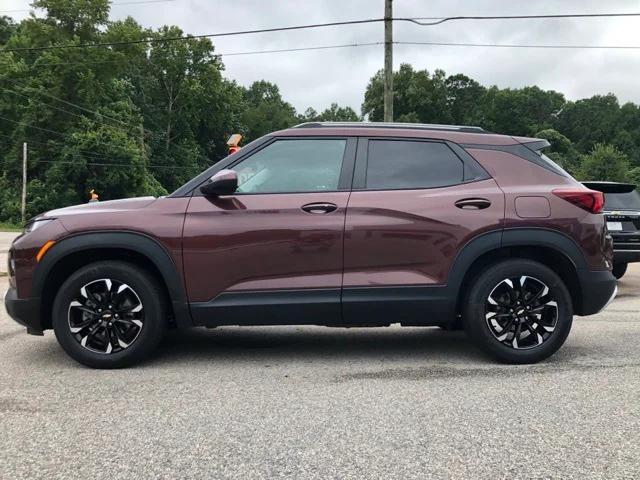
183;137;355;326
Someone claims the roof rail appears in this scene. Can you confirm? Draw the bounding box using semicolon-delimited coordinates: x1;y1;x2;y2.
292;121;488;134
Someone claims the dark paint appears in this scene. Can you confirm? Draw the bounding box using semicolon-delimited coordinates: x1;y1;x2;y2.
182;192;349;301
343;179;505;287
6;125;615;332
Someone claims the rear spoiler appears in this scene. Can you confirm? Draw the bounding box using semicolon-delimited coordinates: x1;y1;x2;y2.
582;182;637;194
521;139;551;153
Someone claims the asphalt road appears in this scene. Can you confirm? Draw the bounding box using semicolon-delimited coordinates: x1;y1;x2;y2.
1;230;640;479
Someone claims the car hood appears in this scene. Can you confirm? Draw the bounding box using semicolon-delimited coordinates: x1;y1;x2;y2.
43;197;158;218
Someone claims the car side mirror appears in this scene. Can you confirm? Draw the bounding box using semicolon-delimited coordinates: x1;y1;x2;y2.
200;169;238;197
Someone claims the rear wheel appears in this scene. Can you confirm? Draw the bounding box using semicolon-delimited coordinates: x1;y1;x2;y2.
613;263;628;280
463;259;573;364
52;261;167;368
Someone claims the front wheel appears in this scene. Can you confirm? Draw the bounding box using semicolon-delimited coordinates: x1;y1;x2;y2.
52;261;167;368
463;259;573;364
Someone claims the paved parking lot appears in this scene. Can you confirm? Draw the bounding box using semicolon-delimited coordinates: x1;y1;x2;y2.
1;231;640;479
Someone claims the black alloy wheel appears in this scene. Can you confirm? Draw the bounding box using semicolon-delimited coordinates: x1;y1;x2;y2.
68;278;145;354
485;275;558;350
52;261;167;368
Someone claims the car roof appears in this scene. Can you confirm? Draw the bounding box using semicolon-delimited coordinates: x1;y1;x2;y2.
272;122;538;146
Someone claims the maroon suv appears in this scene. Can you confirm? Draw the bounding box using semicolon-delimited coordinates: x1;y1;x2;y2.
5;122;617;368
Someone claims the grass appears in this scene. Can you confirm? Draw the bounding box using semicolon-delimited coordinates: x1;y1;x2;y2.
0;222;22;232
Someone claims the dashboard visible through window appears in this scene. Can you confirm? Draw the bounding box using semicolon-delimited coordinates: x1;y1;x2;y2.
234;139;347;194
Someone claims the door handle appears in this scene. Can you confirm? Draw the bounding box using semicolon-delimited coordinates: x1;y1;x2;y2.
301;202;338;214
455;198;492;210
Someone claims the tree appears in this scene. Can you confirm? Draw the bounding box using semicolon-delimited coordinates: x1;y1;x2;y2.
577;144;631;182
482;86;564;135
445;74;486;125
362;64;452;124
0;16;17;44
240;81;297;141
362;66;563;135
535;128;580;174
554;94;620;153
300;103;359;122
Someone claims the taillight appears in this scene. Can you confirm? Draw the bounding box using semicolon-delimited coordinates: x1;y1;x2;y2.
553;188;604;214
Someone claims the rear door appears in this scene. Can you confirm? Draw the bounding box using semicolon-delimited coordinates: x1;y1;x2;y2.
342;137;505;324
183;137;356;325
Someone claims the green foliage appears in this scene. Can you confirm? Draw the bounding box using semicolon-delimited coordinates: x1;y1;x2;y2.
577;144;631;182
300;103;359;122
0;222;21;231
0;1;355;221
239;81;298;141
3;0;640;222
535;128;580;175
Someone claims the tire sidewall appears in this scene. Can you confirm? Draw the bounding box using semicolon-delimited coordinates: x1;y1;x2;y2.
52;261;166;368
463;260;573;364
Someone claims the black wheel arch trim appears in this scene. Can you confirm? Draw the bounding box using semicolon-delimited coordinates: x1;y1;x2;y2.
33;231;192;328
445;227;608;318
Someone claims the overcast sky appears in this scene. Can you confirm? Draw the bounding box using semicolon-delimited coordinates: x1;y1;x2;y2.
4;0;640;114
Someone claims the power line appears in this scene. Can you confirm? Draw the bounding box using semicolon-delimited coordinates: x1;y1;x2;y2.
396;40;640;50
34;159;193;170
0;131;147;164
220;41;384;57
1;19;387;52
26;42;383;68
16;36;640;71
0;113;70;138
1;77;138;131
29;59;125;68
0;0;176;14
0;119;205;169
406;12;640;26
4;13;640;53
2;77;216;164
0;115;138;162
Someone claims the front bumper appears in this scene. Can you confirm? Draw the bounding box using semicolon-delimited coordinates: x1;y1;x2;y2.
577;269;617;316
4;287;43;335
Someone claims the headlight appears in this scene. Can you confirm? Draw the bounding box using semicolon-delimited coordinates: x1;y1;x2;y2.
24;218;54;233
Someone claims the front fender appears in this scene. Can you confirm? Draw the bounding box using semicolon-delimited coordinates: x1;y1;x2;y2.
33;231;192;327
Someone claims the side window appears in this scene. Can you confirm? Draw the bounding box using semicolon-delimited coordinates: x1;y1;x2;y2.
234;139;346;194
366;140;464;190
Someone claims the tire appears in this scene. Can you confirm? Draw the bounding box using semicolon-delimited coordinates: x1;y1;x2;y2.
52;261;167;368
463;259;573;364
612;263;628;280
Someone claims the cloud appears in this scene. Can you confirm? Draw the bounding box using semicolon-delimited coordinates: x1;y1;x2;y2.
5;0;640;113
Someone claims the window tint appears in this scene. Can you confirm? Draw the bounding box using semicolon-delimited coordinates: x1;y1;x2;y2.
234;139;346;194
366;140;464;189
604;190;640;210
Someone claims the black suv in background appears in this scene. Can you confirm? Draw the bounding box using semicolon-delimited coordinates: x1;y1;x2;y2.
583;181;640;279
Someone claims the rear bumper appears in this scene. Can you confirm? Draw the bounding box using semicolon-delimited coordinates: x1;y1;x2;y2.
613;247;640;264
4;287;43;335
577;269;617;316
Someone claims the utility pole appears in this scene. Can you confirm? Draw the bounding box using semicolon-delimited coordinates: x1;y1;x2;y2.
384;0;393;122
21;142;27;224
